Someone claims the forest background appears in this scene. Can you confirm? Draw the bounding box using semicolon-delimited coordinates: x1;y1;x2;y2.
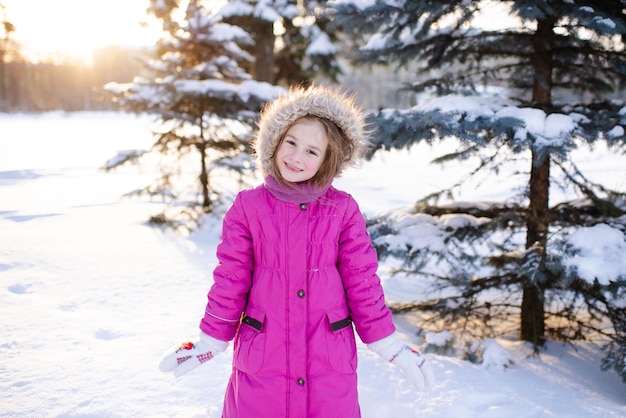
2;0;625;389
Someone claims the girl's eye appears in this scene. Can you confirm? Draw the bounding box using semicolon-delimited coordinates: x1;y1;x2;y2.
285;139;296;146
307;150;319;157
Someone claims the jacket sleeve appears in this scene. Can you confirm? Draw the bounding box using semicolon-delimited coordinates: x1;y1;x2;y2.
199;192;254;342
337;195;396;344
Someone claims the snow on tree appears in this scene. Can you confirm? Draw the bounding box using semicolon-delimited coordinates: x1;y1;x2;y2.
103;0;341;230
330;0;626;381
219;0;342;84
103;0;281;230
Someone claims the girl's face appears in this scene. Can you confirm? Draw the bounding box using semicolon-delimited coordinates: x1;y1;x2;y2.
275;119;329;183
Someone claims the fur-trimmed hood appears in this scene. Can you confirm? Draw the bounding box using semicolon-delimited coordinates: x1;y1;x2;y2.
253;84;368;178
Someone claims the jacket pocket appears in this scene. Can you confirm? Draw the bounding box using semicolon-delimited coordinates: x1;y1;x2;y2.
325;305;357;374
234;304;266;374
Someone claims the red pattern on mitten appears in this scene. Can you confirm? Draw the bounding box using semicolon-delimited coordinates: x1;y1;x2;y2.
159;334;227;378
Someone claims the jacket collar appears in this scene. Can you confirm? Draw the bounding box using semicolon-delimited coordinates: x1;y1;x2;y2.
264;175;331;204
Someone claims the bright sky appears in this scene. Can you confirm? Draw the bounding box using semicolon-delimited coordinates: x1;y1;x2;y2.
1;0;515;66
2;0;161;64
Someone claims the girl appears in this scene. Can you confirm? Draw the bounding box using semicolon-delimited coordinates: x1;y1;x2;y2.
160;85;434;417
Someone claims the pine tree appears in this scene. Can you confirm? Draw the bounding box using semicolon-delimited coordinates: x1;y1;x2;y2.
219;0;342;84
332;0;626;380
104;0;340;230
0;1;18;111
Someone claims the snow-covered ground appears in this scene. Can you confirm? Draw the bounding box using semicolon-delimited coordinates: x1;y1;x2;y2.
1;111;624;417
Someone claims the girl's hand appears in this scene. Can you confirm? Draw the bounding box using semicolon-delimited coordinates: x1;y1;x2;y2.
388;344;436;390
367;333;435;390
159;333;228;378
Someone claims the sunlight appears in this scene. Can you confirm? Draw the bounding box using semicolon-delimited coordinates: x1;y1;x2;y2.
3;0;161;65
472;1;522;31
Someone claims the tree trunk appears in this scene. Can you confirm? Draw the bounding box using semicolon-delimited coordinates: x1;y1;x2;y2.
520;16;556;345
198;141;210;213
0;50;5;109
197;110;210;213
253;19;275;83
521;156;549;344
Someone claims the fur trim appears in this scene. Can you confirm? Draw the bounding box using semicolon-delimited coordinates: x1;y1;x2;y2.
253;84;367;177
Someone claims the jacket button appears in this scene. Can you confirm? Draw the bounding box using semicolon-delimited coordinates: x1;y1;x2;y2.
299;203;307;210
297;377;305;386
297;289;305;298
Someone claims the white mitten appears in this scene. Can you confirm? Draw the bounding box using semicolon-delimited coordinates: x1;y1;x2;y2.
159;332;228;378
368;333;435;390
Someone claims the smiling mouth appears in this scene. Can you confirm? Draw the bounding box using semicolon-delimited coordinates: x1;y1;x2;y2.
284;162;302;172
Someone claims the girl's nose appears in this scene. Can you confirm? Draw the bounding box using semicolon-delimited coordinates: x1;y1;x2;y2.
291;148;303;162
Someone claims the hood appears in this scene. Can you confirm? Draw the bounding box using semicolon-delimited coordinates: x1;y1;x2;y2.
253;84;368;178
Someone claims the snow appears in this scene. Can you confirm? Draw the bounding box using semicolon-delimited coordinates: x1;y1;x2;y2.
420;95;584;145
219;0;282;22
1;111;625;417
306;31;338;56
564;224;626;285
329;0;377;9
595;17;616;30
609;125;625;138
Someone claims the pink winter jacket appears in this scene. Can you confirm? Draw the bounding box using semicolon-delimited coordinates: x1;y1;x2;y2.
200;183;396;418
